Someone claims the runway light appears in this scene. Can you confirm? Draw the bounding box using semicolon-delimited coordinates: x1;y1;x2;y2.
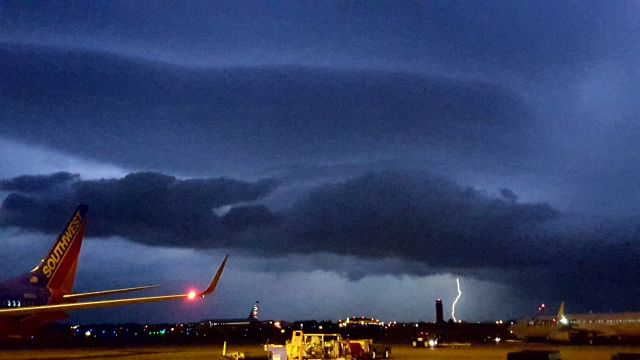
188;290;197;300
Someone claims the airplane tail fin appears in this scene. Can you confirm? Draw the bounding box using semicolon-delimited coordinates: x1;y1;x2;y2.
557;302;565;318
29;204;89;293
248;301;259;321
557;302;569;327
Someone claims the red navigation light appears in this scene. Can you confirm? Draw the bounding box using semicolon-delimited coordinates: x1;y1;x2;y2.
538;303;546;313
187;290;197;300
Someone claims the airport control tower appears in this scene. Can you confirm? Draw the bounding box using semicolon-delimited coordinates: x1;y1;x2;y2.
435;299;444;324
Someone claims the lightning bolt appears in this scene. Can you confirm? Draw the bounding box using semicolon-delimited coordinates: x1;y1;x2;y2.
451;277;462;322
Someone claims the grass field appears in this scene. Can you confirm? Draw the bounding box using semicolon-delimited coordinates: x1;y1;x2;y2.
1;343;640;359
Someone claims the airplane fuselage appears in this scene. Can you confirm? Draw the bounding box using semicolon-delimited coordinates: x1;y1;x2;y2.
0;282;58;336
0;284;51;309
510;312;640;342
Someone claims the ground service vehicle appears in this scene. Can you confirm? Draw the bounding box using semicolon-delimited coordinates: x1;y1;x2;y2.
286;330;352;360
412;331;439;348
348;339;391;359
265;344;287;360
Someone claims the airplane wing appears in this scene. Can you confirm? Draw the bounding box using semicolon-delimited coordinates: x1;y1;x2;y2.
0;256;227;318
63;285;159;300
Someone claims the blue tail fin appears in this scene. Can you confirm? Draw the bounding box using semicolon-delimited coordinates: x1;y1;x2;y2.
249;301;259;321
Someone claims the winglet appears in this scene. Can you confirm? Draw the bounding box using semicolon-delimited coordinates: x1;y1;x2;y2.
198;255;228;298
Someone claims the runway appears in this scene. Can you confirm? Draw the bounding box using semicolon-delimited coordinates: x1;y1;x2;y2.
1;343;640;360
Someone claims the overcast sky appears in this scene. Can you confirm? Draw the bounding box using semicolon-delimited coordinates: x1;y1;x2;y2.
1;1;640;324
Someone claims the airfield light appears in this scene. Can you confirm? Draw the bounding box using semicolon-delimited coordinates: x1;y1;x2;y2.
538;303;547;314
188;290;197;300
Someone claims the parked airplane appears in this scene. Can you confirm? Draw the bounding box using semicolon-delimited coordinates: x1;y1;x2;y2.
0;204;228;336
206;300;261;326
510;302;640;343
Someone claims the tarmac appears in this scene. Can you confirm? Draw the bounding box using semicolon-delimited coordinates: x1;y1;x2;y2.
1;343;640;360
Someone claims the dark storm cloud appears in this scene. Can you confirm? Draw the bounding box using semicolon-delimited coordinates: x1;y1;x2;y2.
508;229;640;313
2;1;637;73
5;169;634;276
278;170;560;269
1;170;561;270
220;205;279;232
0;171;79;192
0;43;534;176
0;172;279;246
2;1;640;216
500;188;518;203
4;1;640;213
